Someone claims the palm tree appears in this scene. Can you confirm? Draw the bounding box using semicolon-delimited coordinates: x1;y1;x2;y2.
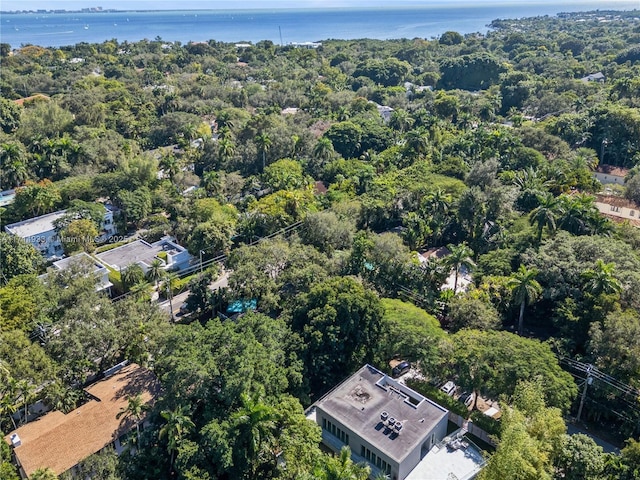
423;188;451;218
43;381;81;414
255;133;272;171
162;271;179;319
159;405;195;471
129;281;153;302
202;170;224;198
0;392;18;430
389;109;414;134
215;110;235;131
507;265;542;335
572;147;599;171
290;134;303;159
146;258;164;287
17;380;35;425
159;153;180;182
581;259;622;296
529;193;559;245
0;142;28;188
230;393;279;475
116;394;148;446
317;446;370;480
588;214;613;237
445;243;475;293
217;138;236;165
405;128;429;158
312;137;335;170
121;264;146;292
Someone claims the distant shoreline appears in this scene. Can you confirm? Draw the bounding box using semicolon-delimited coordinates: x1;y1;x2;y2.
2;5;637;49
2;6;635;15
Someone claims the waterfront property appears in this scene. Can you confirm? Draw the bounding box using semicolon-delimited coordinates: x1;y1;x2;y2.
4;363;160;479
95;236;191;274
4;205;116;260
307;365;454;480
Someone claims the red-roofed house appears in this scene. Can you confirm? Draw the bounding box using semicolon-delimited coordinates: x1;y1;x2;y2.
594;164;629;185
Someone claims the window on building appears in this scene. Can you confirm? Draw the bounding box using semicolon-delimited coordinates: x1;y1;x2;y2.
371;453;376;465
361;446;366;457
366;449;371;461
377;457;382;468
631;211;635;217
322;418;326;429
345;434;349;446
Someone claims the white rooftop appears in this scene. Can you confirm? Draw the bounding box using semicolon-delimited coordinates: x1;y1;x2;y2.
405;437;485;480
5;210;67;238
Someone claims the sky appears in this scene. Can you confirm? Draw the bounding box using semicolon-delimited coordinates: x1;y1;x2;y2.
4;0;638;11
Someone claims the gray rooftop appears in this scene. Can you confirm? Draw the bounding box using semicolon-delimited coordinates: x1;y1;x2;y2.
5;210;67;238
314;365;448;463
96;240;160;270
51;252;107;274
95;238;185;271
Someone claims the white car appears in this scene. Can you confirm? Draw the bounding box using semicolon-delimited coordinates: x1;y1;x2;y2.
440;381;456;396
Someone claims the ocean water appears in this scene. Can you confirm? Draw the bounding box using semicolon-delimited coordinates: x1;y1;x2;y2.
0;2;637;48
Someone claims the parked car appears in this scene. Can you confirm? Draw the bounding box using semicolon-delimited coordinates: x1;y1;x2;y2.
440;381;456;396
458;391;475;407
392;361;410;378
179;303;190;315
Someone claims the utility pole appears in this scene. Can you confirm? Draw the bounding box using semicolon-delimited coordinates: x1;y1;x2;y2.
576;364;593;423
166;280;174;321
200;250;204;274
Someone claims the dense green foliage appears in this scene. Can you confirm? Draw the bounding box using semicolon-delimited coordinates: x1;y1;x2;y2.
2;7;640;479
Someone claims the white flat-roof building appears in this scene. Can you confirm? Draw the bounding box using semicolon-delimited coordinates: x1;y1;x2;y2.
307;365;450;480
40;252;113;294
4;206;116;260
95;237;191;274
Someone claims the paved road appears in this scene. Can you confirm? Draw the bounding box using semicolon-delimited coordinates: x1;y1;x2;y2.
566;422;620;454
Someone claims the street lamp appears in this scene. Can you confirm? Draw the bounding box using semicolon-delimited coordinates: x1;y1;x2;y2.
200;250;205;274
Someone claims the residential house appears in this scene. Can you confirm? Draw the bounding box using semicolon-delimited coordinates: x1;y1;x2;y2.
594;164;629;185
580;72;605;83
4;363;160;479
307;365;454;479
95;236;191;274
416;246;451;265
4;205;116;260
371;102;394;123
595;194;640;226
39;252;113;294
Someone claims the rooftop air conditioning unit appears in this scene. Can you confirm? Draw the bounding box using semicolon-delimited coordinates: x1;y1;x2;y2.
381;411;389;421
10;434;21;447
